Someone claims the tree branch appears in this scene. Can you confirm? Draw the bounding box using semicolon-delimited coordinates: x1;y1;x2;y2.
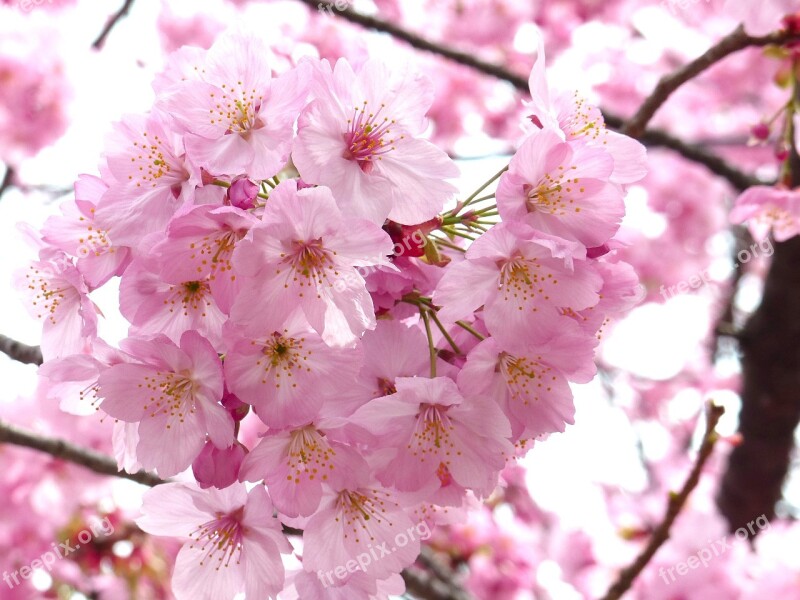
0;334;43;366
301;0;760;192
718;74;800;531
92;0;135;49
0;419;162;486
600;404;725;600
623;26;800;138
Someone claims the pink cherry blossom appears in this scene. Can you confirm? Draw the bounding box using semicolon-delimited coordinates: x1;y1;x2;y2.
0;10;70;161
136;482;290;600
301;456;421;582
163;32;310;180
38;338;128;416
94;111;197;248
457;333;596;441
119;261;227;348
152;204;258;313
526;37;646;186
192;441;246;490
730;185;800;242
292;58;459;225
16;249;98;360
223;312;364;428
97;330;233;477
239;418;363;518
496;127;625;246
230;179;393;346
433;222;603;345
41;174;131;289
350;376;513;496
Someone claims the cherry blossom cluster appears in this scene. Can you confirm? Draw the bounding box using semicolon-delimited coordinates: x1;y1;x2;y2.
18;30;646;599
0;5;71;163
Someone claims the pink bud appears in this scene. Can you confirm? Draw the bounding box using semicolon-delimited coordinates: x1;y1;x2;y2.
227;177;259;209
586;243;611;259
222;391;249;422
750;122;770;141
192;441;246;489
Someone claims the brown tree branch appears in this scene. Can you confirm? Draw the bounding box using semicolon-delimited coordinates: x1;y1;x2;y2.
0;419;162;486
632;127;759;191
0;334;43;366
300;0;760;192
600;404;725;600
717;234;800;529
718;76;800;531
623;26;800;138
92;0;135;49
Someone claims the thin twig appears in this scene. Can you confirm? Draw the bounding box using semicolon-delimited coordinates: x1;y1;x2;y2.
425;307;462;355
624;26;800;138
421;308;437;377
0;165;14;199
600;403;725;600
300;0;761;192
92;0;135;49
0;419;162;487
0;334;43;366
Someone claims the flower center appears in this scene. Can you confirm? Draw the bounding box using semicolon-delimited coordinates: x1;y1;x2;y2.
141;371;196;425
342;101;401;173
130;132;182;187
523;165;583;216
209;82;263;134
253;331;312;386
188;508;245;569
498;257;555;304
164;280;213;317
25;267;72;324
563;93;605;142
499;353;556;407
77;208;114;258
337;488;394;544
286;425;335;483
189;230;242;283
412;404;455;456
276;239;339;293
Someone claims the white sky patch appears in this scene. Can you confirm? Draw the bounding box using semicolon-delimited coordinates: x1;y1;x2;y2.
602;294;711;380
